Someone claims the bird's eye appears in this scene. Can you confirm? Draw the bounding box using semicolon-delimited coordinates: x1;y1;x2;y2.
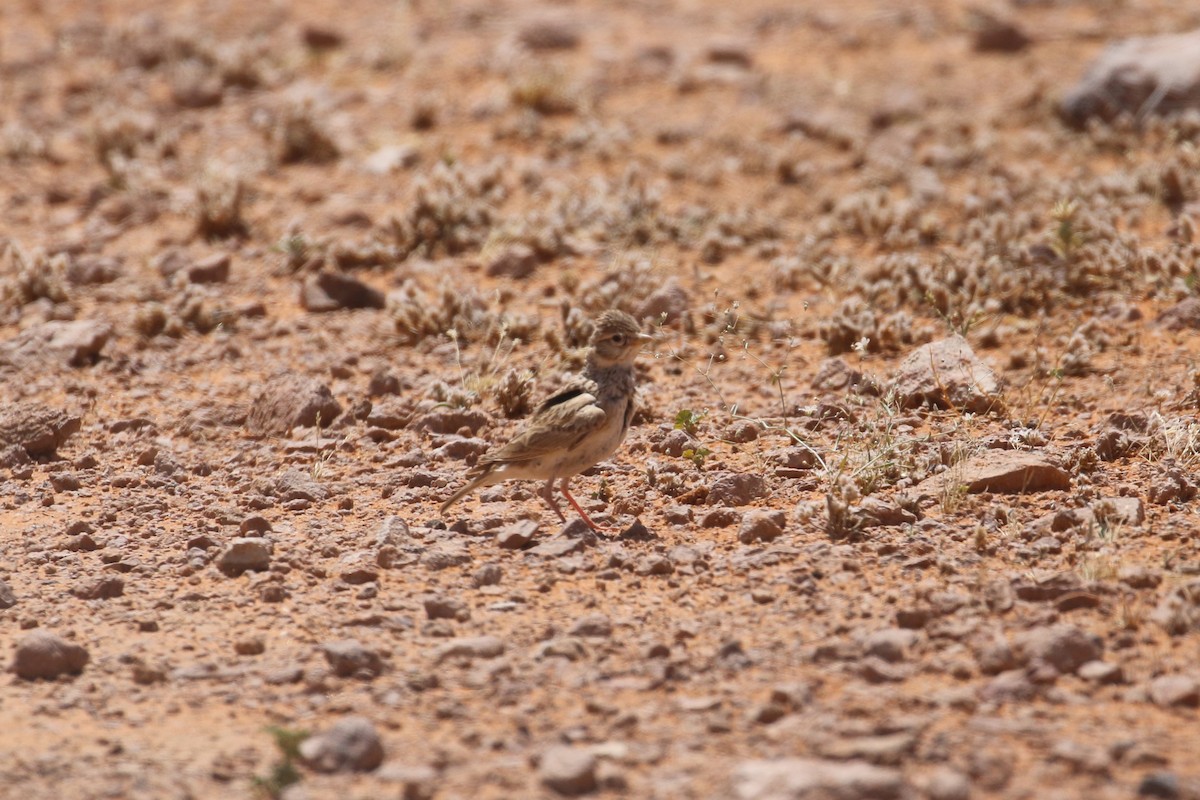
611;333;626;345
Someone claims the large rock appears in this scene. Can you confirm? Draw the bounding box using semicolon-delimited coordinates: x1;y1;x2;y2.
1153;578;1200;636
9;631;89;679
217;537;273;576
1060;28;1200;127
893;336;1003;414
3;320;112;367
246;374;342;436
299;716;384;773
731;757;906;800
0;404;81;457
1014;624;1103;675
917;451;1070;497
539;745;597;796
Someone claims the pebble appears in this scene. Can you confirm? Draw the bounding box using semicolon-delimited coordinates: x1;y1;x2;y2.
731;757;905;800
539;745;597;796
496;520;539;549
299;716;384;773
217;537;273;577
863;628;917;663
70;576;125;600
709;472;767;506
433;636;505;662
10;630;89;679
321;639;384;678
737;510;784;544
185;253;231;284
246;375;343;437
1147;674;1200;708
1015;624;1103;675
569;614;613;638
423;595;470;622
0;578;16;609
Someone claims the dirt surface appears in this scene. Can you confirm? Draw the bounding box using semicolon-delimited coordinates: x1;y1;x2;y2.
3;1;1200;798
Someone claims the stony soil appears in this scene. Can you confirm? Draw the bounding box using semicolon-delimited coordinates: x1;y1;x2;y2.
3;1;1200;798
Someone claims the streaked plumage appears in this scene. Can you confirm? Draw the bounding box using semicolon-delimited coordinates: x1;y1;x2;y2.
440;310;649;531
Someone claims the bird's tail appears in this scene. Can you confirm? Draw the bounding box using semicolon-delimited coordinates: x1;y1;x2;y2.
439;468;495;517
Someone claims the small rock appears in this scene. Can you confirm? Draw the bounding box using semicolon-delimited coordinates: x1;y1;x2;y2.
377;763;438;799
412;409;490;436
709;472;767;506
731;757;905;800
569;614;613;638
472;563;503;588
423;595;470;622
186;253;231;284
1078;660;1124;685
705;38;754;68
923;766;971;800
246;375;342;437
970;9;1031;53
863;628;917;663
0;578;15;609
1139;772;1181;799
529;537;586;558
300;270;386;312
338;551;379;585
893;335;1004;414
539;745;597;796
321;639;384;678
485;244;538;279
518;17;581;51
70;577;124;600
9;630;89;679
217;537;272;576
737;510;784;544
1152;579;1200;635
363;144;420;175
979;668;1038;703
1158;298;1200;331
433;635;505;662
299;716;384;773
302;24;345;50
636;278;690;324
700;508;741;528
497;519;539;549
1148;674;1200;708
1014;624;1103;675
235;636;266;656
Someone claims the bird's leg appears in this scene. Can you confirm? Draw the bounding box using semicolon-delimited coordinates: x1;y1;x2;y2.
540;478;567;522
559;477;609;533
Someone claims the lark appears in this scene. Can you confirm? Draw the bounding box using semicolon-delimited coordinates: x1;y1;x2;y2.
440;310;650;531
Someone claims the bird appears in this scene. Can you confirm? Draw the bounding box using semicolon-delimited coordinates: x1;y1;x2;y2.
440;309;651;532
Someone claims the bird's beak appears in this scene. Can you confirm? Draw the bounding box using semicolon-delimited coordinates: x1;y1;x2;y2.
637;333;653;342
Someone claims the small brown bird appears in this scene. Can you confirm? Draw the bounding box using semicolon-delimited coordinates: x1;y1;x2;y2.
440;310;650;531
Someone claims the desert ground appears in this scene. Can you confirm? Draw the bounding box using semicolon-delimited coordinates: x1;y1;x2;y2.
2;0;1200;798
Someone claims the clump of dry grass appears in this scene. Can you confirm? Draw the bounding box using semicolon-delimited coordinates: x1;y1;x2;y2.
510;63;582;115
193;174;248;240
271;101;341;165
385;160;507;259
0;244;70;306
389;279;539;350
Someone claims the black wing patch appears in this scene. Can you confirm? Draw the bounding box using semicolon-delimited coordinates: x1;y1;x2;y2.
539;387;588;412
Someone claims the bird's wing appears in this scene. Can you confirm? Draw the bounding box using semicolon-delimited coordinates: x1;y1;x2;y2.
482;389;607;465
